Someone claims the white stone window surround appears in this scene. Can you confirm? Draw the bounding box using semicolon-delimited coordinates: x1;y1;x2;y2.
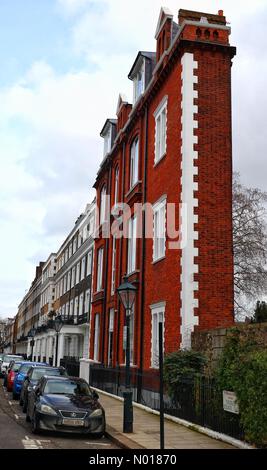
96;247;104;292
75;261;80;285
99;185;107;226
86;250;93;277
81;256;86;280
150;301;166;369
180;52;199;350
154;95;168;165
152;195;167;263
130;137;139;189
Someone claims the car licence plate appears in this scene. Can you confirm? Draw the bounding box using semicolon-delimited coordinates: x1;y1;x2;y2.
62;418;85;427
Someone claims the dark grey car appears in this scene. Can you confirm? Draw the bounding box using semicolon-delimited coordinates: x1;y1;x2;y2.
26;376;105;437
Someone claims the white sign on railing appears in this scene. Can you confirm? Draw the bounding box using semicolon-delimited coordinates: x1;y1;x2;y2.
223;390;239;414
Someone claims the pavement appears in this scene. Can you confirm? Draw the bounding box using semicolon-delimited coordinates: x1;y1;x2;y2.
96;390;237;450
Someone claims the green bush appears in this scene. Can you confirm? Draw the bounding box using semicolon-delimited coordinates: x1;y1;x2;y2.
216;328;267;447
163;349;206;402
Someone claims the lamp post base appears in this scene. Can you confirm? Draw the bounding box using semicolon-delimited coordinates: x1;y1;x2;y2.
123;390;133;433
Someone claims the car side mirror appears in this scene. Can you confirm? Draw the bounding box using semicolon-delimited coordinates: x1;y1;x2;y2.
92;391;99;400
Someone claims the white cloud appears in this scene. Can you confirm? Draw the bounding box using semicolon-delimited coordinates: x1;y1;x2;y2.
1;0;267;316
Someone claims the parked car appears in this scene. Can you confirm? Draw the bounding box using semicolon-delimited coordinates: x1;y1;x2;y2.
20;365;67;413
26;376;105;437
0;354;23;378
13;362;48;400
6;361;24;392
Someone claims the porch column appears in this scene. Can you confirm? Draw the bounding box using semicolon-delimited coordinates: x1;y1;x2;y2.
57;333;65;367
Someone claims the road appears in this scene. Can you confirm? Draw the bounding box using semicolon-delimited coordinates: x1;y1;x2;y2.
0;379;119;449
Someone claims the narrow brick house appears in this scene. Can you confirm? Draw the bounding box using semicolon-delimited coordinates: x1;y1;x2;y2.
89;8;236;382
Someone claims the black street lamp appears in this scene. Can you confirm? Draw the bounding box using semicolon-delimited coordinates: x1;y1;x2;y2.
28;327;36;360
117;277;137;433
53;315;64;367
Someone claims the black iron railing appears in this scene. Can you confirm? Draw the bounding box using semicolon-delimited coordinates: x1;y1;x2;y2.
60;356;80;377
89;365;244;442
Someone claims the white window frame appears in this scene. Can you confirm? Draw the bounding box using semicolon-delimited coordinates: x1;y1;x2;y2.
130;138;139;189
84;289;91;315
93;314;100;362
81;256;86;280
74;296;79;317
111;236;117;295
71;266;75;288
127;215;137;275
63;275;67;294
154;96;167;164
76;262;80;285
86;250;92;276
67;271;71;291
97;247;104;292
150;302;165;368
79;293;84;317
100;186;107;225
153;196;167;262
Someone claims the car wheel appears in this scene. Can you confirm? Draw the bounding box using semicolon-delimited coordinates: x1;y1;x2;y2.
31;411;39;434
12;391;18;400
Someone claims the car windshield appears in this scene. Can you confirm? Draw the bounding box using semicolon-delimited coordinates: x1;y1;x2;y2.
12;362;22;372
31;368;66;380
3;355;22;362
44;380;91;396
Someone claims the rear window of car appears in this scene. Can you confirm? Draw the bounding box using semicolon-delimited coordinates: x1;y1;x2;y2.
11;362;22;372
19;364;32;374
32;368;66;380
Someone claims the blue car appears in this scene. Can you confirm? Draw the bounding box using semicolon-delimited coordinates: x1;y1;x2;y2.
12;362;48;400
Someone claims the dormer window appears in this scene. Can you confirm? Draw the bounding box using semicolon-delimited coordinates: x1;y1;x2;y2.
128;52;156;106
103;127;111;157
133;62;144;104
100;119;117;159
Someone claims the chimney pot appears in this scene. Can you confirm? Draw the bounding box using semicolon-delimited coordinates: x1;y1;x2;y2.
218;10;224;16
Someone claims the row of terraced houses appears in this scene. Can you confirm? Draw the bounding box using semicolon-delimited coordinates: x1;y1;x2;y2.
2;7;236;395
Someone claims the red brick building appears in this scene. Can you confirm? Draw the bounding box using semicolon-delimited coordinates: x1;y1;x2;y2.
89;8;236;373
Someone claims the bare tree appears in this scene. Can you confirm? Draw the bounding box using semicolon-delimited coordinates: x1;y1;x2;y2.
233;173;267;319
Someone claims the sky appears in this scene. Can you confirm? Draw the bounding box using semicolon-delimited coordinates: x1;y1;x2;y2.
0;0;267;318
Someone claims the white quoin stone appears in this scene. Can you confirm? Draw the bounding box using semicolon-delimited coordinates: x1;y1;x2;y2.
180;52;199;349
